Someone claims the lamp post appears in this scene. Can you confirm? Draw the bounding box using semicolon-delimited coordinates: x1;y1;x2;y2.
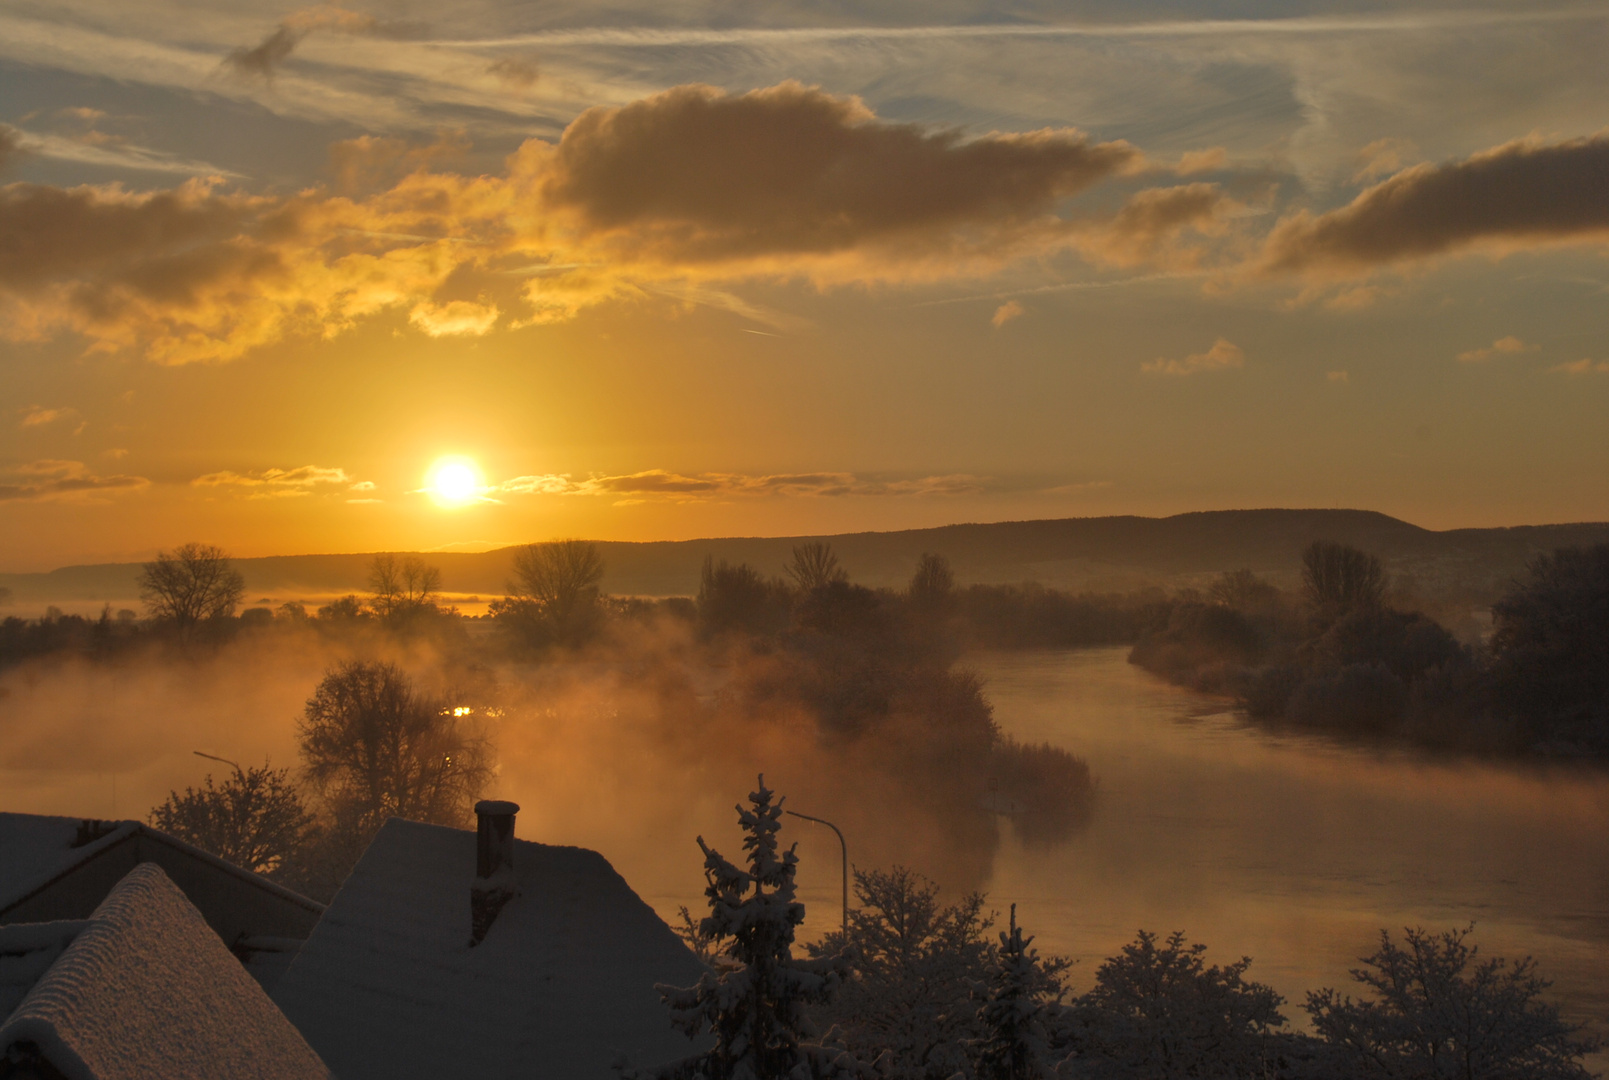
192;750;242;772
784;809;848;938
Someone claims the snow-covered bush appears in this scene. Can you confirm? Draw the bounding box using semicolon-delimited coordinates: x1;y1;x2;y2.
1064;930;1285;1080
1304;925;1601;1079
807;866;997;1079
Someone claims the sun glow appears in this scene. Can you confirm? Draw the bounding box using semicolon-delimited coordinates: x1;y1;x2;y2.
425;457;484;507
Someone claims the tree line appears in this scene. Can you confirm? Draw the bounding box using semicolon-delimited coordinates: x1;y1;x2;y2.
1128;540;1609;757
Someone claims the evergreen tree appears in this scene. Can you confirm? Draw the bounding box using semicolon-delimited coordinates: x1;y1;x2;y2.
642;777;865;1080
971;906;1061;1080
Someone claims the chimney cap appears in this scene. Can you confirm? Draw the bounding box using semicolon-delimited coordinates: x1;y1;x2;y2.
475;799;520;816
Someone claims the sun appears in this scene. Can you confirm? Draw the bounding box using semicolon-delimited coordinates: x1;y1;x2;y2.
424;457;484;507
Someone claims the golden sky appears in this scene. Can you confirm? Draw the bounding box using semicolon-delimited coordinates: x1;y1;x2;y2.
2;1;1607;569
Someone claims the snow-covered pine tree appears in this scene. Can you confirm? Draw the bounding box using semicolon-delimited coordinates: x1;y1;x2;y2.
971;906;1059;1080
639;776;866;1080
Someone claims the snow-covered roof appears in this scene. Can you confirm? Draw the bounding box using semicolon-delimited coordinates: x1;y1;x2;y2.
273;818;708;1080
0;814;139;912
0;812;323;972
0;863;331;1080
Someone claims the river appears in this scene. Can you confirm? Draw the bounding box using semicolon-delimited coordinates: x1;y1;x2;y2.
967;646;1609;1039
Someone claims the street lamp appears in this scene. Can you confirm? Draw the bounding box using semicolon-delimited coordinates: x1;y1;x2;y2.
784;809;848;938
192;750;242;772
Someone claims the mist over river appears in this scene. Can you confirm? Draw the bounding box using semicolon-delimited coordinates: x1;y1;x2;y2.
4;641;1605;1046
967;647;1609;1039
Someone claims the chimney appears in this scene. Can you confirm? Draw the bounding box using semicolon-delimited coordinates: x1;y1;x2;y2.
470;800;520;946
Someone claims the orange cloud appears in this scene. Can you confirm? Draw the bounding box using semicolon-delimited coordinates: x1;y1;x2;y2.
0;460;148;501
1456;335;1538;363
991;300;1024;328
494;469;987;503
224;6;380;79
1550;358;1609;375
193;465;356;497
1142;338;1245;376
1260;133;1609;278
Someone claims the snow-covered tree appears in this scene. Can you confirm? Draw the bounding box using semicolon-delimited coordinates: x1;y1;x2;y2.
807;866;996;1079
640;777;865;1080
1305;925;1601;1079
1065;930;1285;1080
971;906;1064;1080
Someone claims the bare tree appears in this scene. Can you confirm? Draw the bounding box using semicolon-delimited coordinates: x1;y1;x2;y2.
1208;569;1281;612
138;542;246;637
1300;541;1386;613
786;541;847;592
908;552;955;609
367;553;443;619
496;539;604;646
149;762;312;876
298;661;492;841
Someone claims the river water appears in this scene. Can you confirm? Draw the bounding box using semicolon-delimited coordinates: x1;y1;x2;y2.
967;646;1609;1038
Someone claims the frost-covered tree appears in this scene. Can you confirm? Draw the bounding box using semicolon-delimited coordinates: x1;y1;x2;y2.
808;866;995;1079
148;761;312;876
971;906;1064;1080
1305;925;1600;1079
1066;930;1285;1080
641;777;864;1080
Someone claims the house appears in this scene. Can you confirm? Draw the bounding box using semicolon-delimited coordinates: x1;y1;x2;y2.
0;862;331;1079
273;801;708;1079
0;813;324;991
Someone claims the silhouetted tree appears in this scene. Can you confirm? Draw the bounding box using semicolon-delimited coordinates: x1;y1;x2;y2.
367;553;442;619
316;594;367;621
697;558;791;637
149;762;312;876
1305;926;1600;1079
138;542;245;639
787;542;848;593
493;539;604;647
298;661;491;845
1300;541;1386;614
1489;543;1609;752
908;553;955;613
1206;569;1280;612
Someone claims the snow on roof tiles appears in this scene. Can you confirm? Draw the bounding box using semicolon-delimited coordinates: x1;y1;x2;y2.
273;818;707;1080
0;863;331;1080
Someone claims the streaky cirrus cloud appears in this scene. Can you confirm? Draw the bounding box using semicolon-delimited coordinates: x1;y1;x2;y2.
192;465;356;497
0;459;148;501
1457;335;1538;363
494;469;988;504
1260;133;1609;277
1142;338;1245;375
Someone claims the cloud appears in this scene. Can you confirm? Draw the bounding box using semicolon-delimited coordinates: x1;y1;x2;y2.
0;124;26;173
1079;183;1237;269
192;464;355;497
1456;335;1539;363
1175;148;1227;176
0;459;148;501
19;405;77;428
1142;337;1245;375
1327;370;1350;384
1550;358;1609;375
991;300;1024;328
494;469;987;503
1352;138;1415;184
408;298;499;337
224;6;379;79
535;81;1141;268
1260;133;1609;277
486;57;539;89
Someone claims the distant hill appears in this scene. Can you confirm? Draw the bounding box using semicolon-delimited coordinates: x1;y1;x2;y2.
5;509;1608;615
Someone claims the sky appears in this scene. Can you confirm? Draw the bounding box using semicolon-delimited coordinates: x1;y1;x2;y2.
1;0;1606;570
